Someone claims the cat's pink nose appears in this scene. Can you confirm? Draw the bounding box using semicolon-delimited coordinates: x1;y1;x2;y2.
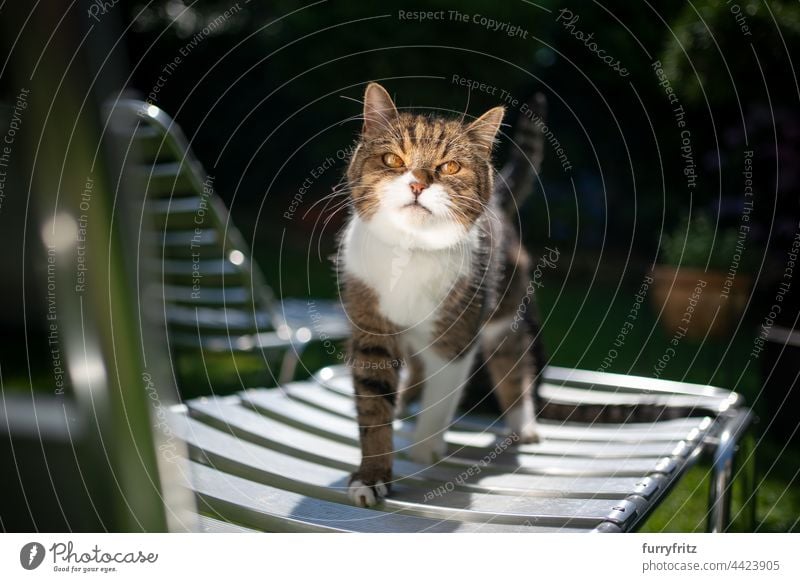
409;182;428;197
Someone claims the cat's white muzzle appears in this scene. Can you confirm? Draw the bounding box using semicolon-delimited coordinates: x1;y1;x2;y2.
366;171;468;250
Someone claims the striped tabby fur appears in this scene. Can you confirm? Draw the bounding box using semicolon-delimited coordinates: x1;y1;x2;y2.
337;83;547;507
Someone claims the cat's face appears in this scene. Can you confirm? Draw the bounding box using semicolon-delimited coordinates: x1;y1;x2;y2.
347;83;504;250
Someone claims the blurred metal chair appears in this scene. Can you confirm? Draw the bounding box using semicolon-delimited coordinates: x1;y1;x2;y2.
118;100;349;384
0;1;197;532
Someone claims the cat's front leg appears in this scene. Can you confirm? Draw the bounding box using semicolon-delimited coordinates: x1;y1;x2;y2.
347;336;402;507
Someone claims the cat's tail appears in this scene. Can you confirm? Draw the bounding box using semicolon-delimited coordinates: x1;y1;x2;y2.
495;92;547;215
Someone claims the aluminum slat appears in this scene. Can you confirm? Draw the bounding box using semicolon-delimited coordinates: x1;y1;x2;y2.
241;388;680;476
171;411;634;528
284;383;697;458
186;399;665;499
185;460;577;533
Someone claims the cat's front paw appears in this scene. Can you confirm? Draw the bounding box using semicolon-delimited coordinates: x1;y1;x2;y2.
348;472;390;507
407;437;447;466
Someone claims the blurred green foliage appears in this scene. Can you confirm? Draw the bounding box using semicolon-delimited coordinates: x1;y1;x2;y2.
660;212;752;271
663;0;800;106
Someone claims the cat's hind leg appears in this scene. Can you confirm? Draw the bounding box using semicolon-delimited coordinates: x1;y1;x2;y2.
407;348;475;465
396;351;424;418
482;317;542;444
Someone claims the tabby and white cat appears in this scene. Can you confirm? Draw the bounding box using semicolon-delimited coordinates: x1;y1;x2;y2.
338;83;545;507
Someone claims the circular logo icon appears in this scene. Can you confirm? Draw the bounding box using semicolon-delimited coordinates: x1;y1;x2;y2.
20;542;45;570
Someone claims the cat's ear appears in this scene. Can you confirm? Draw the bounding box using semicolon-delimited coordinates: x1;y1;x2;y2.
362;83;398;138
467;106;505;152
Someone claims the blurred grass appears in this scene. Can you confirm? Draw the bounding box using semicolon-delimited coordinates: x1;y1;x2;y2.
639;444;800;533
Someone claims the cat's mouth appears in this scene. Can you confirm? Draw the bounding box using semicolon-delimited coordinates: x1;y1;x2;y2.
402;201;432;216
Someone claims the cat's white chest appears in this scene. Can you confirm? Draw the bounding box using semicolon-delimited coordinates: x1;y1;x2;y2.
342;217;471;328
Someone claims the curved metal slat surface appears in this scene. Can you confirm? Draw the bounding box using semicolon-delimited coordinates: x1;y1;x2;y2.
185;399;664;500
170;361;730;533
302;378;712;443
195;514;258;533
283;383;698;458
316;365;728;415
171;412;634;528
241;388;682;477
185;460;581;533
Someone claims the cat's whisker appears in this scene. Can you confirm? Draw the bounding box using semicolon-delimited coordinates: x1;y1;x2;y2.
350;111;404;142
320;199;354;234
318;192;355;218
302;191;352;222
302;190;347;216
443;197;494;221
339;94;364;106
445;194;502;218
306;195;354;251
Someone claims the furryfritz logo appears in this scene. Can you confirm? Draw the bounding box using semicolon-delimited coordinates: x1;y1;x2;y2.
20;542;46;570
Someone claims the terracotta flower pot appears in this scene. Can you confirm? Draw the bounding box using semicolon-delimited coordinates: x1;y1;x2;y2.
651;265;751;339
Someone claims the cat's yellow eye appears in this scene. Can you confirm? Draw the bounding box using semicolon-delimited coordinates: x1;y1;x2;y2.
439;160;461;175
382;152;405;168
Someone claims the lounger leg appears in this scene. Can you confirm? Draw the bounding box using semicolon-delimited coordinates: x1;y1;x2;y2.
707;452;733;532
279;345;304;384
706;410;754;532
738;429;758;532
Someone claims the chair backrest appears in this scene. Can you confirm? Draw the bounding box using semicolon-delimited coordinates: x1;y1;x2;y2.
119;100;294;356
